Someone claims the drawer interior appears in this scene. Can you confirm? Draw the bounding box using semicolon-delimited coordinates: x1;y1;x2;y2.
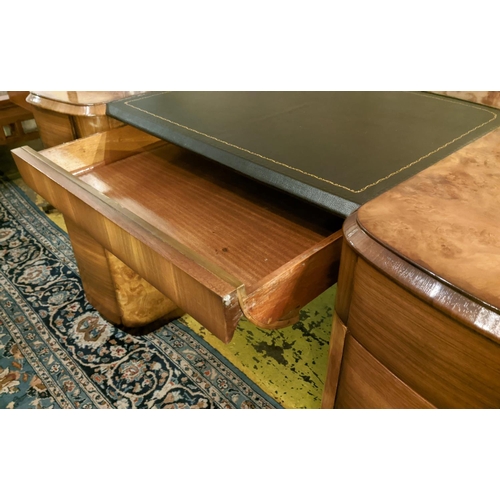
76;142;339;286
13;126;344;342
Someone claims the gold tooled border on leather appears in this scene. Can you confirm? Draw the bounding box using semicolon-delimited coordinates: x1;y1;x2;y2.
122;92;497;194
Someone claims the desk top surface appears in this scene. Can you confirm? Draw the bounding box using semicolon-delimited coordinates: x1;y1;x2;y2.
359;126;500;315
107;91;500;217
28;91;145;117
31;91;143;106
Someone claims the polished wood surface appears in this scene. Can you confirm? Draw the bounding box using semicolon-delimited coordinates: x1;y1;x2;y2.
0;97;38;146
65;217;180;328
39;125;161;173
105;251;182;327
20;95;177;328
31;107;75;147
7;91;34;112
343;215;500;342
350;258;500;408
73;115;123;138
65;217;123;324
77;142;337;287
13;146;241;341
27;91;140;148
12;126;343;342
321;312;348;408
333;237;358;325
323;213;500;408
31;107;124;148
433;91;500;110
358;127;500;314
239;231;342;328
335;335;435;409
28;91;145;116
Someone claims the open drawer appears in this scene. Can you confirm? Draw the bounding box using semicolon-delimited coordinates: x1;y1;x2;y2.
12;125;343;343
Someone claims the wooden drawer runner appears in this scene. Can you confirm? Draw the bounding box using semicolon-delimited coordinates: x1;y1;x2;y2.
12;125;343;343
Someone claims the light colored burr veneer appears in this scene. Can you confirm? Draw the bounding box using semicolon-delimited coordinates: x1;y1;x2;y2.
322;128;500;408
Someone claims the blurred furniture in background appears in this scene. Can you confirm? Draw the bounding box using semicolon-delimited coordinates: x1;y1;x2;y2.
0;92;38;146
26;91;143;147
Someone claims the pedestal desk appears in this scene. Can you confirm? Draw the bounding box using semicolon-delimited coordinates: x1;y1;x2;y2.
12;92;500;407
322;127;500;408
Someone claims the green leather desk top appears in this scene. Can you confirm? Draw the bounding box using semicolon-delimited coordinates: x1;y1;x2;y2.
107;92;500;217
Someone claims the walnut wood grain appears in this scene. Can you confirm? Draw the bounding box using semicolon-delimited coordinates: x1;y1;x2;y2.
73;115;124;137
12;126;343;342
14;145;242;294
31;108;124;149
25;98;176;330
326;214;500;408
358;127;500;314
28;91;141;148
7;91;34;112
27;91;145;117
334;237;358;325
334;335;435;409
75;139;338;287
239;231;342;329
65;217;122;324
13;148;242;341
39;125;162;174
31;107;76;148
343;214;500;343
321;311;348;408
349;258;500;408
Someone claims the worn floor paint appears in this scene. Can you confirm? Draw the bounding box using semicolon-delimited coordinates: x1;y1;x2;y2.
180;287;334;408
2;143;334;409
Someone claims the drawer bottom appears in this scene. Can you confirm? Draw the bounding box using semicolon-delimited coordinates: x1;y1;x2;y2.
12;126;344;342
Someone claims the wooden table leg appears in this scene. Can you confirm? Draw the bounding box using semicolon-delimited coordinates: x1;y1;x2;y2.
65;217;182;328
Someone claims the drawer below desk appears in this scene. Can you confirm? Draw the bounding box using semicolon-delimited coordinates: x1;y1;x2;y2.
335;335;435;409
12;126;343;342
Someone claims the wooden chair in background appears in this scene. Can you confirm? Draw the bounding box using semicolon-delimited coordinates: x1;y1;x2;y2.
0;92;39;146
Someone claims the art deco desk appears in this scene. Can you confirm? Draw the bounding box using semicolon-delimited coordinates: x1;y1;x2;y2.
11;93;500;406
322;127;500;408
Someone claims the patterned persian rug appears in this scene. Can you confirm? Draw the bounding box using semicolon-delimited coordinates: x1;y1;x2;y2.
0;175;280;409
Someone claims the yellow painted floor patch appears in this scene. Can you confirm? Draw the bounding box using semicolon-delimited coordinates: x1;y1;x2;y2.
180;285;335;409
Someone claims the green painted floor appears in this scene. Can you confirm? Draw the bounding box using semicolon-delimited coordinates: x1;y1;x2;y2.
180;286;334;408
1;141;334;409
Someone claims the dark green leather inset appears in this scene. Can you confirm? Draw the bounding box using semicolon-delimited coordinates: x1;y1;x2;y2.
108;92;500;217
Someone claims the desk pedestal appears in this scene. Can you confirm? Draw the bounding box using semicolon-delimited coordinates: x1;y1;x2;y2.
322;215;500;409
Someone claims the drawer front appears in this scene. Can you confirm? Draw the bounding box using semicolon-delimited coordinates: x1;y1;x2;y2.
349;259;500;408
335;335;435;409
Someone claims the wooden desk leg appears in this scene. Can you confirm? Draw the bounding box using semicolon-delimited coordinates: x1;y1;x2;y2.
104;249;183;328
321;311;348;408
65;217;182;328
